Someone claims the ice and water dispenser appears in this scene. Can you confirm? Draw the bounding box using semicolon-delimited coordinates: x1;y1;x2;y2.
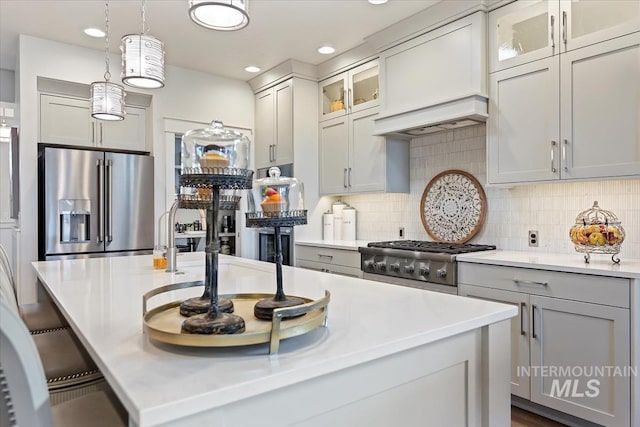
59;199;91;243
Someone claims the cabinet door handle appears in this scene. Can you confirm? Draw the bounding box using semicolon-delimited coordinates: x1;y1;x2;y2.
348;88;352;112
550;15;555;48
562;139;569;172
532;304;538;339
273;144;277;162
348;167;352;187
520;302;526;336
343;168;348;188
550;140;557;173
270;144;274;162
343;89;348;112
562;11;567;45
100;123;104;146
92;122;96;145
514;279;548;287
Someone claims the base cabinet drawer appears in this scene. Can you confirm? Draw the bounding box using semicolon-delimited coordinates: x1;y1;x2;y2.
296;259;362;278
295;245;361;268
458;263;630;308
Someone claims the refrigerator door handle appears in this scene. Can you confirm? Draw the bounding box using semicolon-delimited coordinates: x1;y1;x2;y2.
106;159;113;243
97;159;104;243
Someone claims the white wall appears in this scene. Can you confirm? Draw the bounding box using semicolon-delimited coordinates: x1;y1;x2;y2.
17;35;254;303
340;124;640;260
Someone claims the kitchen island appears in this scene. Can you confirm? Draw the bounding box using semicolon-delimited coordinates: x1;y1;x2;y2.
33;253;516;427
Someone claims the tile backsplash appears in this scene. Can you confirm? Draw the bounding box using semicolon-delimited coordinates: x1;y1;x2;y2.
340;124;640;260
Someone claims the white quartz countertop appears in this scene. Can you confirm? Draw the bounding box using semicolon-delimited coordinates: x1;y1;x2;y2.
295;239;371;251
457;250;640;279
32;253;515;426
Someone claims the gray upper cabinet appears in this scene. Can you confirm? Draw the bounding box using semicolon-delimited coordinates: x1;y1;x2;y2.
40;93;147;151
319;107;408;195
488;0;640;73
254;79;294;169
488;32;640;184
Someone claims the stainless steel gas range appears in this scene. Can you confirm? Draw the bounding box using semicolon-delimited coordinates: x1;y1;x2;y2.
358;240;496;294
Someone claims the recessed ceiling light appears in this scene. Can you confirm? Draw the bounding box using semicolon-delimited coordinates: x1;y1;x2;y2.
244;66;261;73
368;0;389;4
84;27;105;38
318;45;335;55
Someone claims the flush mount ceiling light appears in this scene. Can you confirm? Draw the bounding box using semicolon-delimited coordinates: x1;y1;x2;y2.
318;45;335;55
121;0;165;88
188;0;249;31
244;65;260;73
91;0;126;121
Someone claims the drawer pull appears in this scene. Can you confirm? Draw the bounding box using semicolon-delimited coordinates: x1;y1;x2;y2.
520;302;526;336
513;279;548;287
318;254;333;261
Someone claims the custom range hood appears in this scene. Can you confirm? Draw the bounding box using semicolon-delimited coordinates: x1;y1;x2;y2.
373;94;488;137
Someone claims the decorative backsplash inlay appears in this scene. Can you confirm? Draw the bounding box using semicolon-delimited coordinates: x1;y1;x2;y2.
340;124;640;260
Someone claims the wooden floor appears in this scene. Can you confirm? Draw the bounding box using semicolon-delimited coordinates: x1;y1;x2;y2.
512;406;568;427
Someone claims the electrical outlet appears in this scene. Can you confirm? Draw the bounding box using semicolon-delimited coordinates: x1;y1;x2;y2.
528;230;539;247
399;227;405;239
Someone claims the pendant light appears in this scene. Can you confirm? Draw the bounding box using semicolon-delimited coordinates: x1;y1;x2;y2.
91;0;126;121
121;0;165;88
188;0;249;31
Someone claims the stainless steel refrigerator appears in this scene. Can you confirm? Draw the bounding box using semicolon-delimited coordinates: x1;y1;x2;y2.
38;144;154;260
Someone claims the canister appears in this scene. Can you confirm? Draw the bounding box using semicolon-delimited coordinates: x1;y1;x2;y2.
342;206;356;241
331;201;347;240
322;210;334;240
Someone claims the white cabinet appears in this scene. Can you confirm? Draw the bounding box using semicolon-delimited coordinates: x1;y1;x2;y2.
488;0;640;73
40;94;147;151
319;107;408;195
319;60;379;122
458;263;631;427
488;32;640;184
295;244;362;278
254;80;294;169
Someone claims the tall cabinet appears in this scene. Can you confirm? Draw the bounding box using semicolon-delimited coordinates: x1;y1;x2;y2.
254;80;294;169
318;59;408;195
487;0;640;184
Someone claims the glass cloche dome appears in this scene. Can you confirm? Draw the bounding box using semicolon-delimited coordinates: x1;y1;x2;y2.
181;120;250;173
247;167;305;219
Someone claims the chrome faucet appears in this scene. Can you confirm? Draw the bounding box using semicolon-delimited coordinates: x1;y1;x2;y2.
166;199;180;273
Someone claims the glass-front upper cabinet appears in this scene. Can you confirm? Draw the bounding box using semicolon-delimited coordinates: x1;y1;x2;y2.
560;0;640;52
319;60;379;121
489;0;557;73
489;0;640;73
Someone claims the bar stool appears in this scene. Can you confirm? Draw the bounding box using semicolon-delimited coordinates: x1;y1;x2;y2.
0;300;127;426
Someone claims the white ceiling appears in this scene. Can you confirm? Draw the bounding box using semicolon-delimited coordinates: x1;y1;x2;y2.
0;0;440;81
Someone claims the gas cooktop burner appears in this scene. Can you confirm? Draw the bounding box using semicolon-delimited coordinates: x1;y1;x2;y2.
367;240;496;255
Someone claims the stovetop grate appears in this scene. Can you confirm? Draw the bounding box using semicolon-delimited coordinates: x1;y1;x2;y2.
366;240;496;255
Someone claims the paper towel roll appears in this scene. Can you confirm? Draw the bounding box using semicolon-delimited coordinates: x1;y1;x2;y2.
342;206;356;241
332;201;347;240
322;211;334;240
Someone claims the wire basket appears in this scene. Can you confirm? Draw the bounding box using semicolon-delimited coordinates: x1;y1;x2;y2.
569;201;625;264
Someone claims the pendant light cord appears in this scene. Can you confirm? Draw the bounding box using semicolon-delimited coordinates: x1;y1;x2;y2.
141;0;149;34
103;0;111;81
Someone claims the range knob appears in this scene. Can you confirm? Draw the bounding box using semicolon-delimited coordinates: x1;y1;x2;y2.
404;264;415;274
374;261;387;271
436;266;447;278
363;259;375;269
389;262;400;272
419;263;430;276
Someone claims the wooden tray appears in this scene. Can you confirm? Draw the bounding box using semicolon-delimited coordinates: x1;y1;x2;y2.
143;282;330;354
